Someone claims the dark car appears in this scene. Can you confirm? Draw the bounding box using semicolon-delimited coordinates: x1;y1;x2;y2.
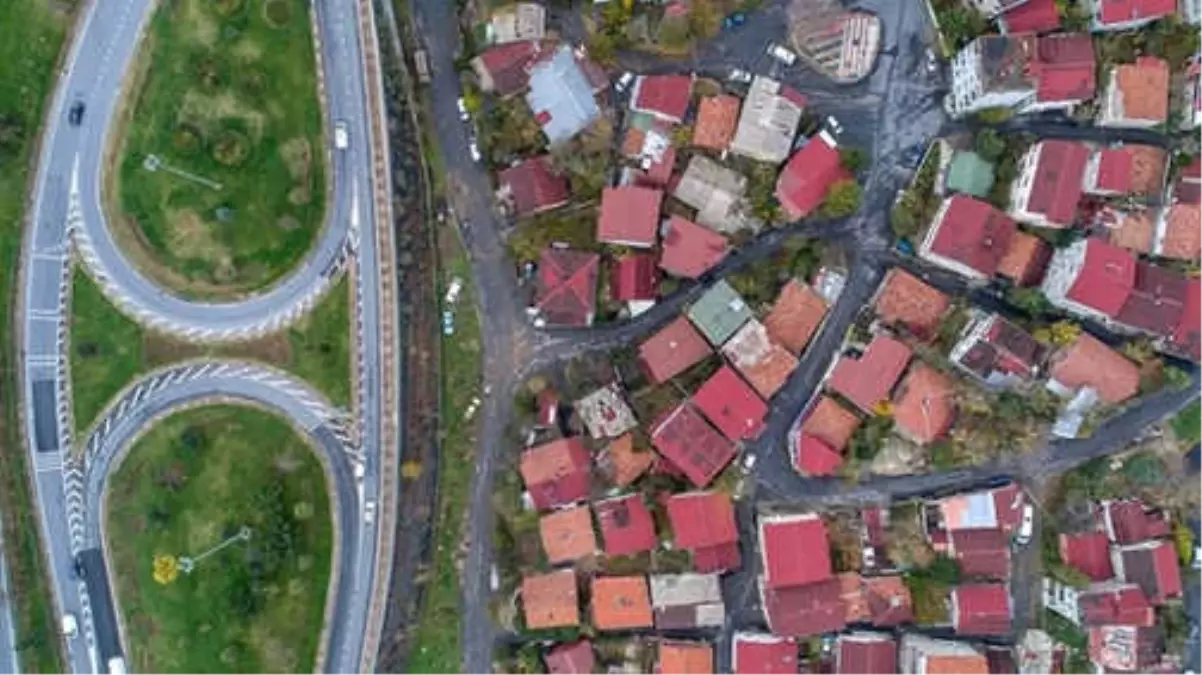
722;12;746;29
68;101;85;127
73;555;86;579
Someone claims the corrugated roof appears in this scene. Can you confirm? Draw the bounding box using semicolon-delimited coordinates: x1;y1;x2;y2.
687;280;753;346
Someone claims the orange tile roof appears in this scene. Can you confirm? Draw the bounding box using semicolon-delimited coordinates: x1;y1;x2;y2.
722;321;799;399
623;128;647;158
1049;333;1140;405
763;280;829;354
996;231;1050;286
1114;57;1170;123
540;505;598;564
1125;145;1167;195
840;572;869;623
591;576;653;630
1161;203;1201;261
1108;211;1154;254
891;364;956;446
522;570;580;629
926;654;990;674
604;433;653;486
800;395;861;453
874;269;951;338
692;95;740;151
659;641;714;674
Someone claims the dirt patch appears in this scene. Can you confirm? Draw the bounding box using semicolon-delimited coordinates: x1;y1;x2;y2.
178;90;266;140
871;437;927;476
287;186;312;206
276;215;300;231
262;0;293;27
231;39;263;62
167;209;228;263
279;137;312;182
142;333;205;368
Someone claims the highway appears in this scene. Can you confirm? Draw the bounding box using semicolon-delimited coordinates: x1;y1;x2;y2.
16;0;394;670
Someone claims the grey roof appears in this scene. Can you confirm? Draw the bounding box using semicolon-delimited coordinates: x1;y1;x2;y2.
525;46;601;145
687;280;753;346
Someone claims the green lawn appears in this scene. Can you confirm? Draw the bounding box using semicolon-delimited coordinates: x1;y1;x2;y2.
0;0;69;670
71;272;352;432
106;405;332;673
113;0;325;297
408;228;482;673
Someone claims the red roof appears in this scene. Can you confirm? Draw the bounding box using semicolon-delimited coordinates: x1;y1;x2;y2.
519;438;592;510
1027;140;1088;226
692;365;768;441
828;335;913;414
763;578;847;637
611;252;659;302
1095;148;1134;193
536;249;600;326
1034;34;1096;102
926;196;1017;278
1000;0;1059;33
1066;237;1136;317
498;156;570;216
651;404;736;488
1059;532;1115;582
1079;585;1154;627
733;634;797;675
642;146;677;188
1115;262;1188;336
1172;279;1200;361
837;634;897;674
1104;500;1172;544
632;74;693;122
1049;333;1140;405
667;491;741;573
776;132;848;219
949;528;1011;579
795;434;844;476
659;215;729;279
952;584;1011;636
1097;0;1175;24
1149;541;1183;601
595;494;658;557
760;514;832;589
545;640;596;674
891;365;957;446
475;41;545;95
639;316;713;384
598;186;663;247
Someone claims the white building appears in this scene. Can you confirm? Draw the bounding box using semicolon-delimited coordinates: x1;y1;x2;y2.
728;76;804;164
1182;55;1202;131
944;34;1096;119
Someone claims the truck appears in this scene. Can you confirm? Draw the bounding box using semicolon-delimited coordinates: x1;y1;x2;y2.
413;49;430;84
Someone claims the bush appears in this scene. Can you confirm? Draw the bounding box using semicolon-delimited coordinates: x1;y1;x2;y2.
973;129;1006;162
820;179;863;219
212;129;250;166
849;415;893;461
840;147;869;173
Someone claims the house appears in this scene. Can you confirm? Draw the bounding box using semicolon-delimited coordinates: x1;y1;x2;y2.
540;505;597;564
1185;0;1202;24
936;482;1027;533
598;185;663;247
828;335;913;414
519;437;592;510
945;34;1096;118
658;641;714;674
693;95;741;151
948;528;1012;578
639;317;713;384
758;513;847;636
732;633;798;675
1099;57;1170;128
794;432;844;476
899;635;989;674
1042;237;1137;322
1060;532;1116;581
649;574;725;629
920;195;1018;279
837;633;897;674
721;320;799;399
473;40;546;96
860;575;915;626
776;131;846;220
729;76;805;163
1113;540;1183;604
526;45;602;144
651;404;737;487
630;74;694;124
673;156;754;233
659;215;729;279
591;576;653;631
497;156;570;217
1156;202;1202;260
1083;145;1167;197
523;570;580;629
891;365;957;446
999;0;1061;33
667;491;741;572
1170;278;1200;361
487;3;546;44
611;252;659;316
791;396;861;475
997;231;1051;286
691;365;768;441
1079;583;1155;626
687;280;753;346
874;269;952;339
1107;209;1157;255
764;280;829;354
595;494;657;557
1046;332;1140;405
1113;262;1188;337
1009;140;1089;229
1090;0;1176;31
942;150;997;198
534;248;599;327
952;584;1012;635
575;383;639;439
600;434;653;487
950;312;1044;387
1087;625;1164;672
1101;500;1172;544
544;640;595;674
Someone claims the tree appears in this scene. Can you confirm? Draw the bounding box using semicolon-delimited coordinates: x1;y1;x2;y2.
839;146;869;173
973;128;1006;162
1008;287;1054;318
820;179;863;219
890;191;923;240
153;554;180;585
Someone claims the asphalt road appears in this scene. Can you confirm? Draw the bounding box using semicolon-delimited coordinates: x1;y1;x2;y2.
17;0;392;670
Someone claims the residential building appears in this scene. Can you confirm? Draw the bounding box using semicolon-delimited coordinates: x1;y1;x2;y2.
611;253;658;317
950;312;1044;387
595;494;657;557
859;576;915;626
687;280;753;345
1079;583;1155;626
544;640;594;674
666;491;741;573
1155;202;1202;261
533;248;599;327
891;364;957;446
942;150;996;198
522;570;580;629
526;45;602;144
828;335;913;413
732;633;798;675
920;195;1018;279
936;482;1027;533
948;528;1012;578
539;505;597;564
997;231;1051;286
1113;261;1188;337
638;316;713;384
758;513;847;637
496;156;570;217
673;155;755;233
1112;540;1183;604
791;396;861;476
1083;145;1168;197
659;215;729;279
1101;500;1172;544
591;576;653;631
487;3;546;44
899;634;989;674
1060;531;1116;581
1170;278;1199;362
519;438;592;510
1090;0;1176;31
1181;54;1201;130
692;365;768;441
473;40;547;96
764;280;829;354
1087;625;1164;672
600;434;652;488
1009;139;1089;228
597;185;663;247
836;633;897;674
651;404;737;487
776;130;847;219
575;383;638;439
1107;209;1156;254
945;33;1096;118
649;574;725;629
1184;0;1202;23
1046;332;1140;404
693;95;741;152
722;320;799;399
729;76;805;163
658;641;714;674
630;74;694;124
999;0;1061;33
1099;57;1170;128
874;269;952;338
952;584;1012;635
1042;238;1134;321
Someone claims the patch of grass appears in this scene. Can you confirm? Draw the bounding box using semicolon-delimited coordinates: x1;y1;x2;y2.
112;0;325;297
106;405;332;673
408;228;483;673
1171;401;1200;445
71;272;352;432
0;0;69;670
505;208;599;265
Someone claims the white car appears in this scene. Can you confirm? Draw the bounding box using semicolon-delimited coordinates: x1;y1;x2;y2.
826;116;844;135
445;277;463;305
333;121;349;150
456;97;470;121
925;48;939;73
468;139;482;162
364;500;377;524
729;68;753;83
767;42;797;66
615;71;636;92
61;613;78;639
1015;504;1035;545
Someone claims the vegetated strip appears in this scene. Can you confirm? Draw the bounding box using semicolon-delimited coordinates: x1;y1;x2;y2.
0;1;69;671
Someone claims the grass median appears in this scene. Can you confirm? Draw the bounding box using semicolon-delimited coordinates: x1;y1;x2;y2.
111;0;326;298
408;227;482;673
0;0;69;670
71;271;352;433
106;404;332;673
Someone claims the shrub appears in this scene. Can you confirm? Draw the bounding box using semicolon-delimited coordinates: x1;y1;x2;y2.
820;179;863;219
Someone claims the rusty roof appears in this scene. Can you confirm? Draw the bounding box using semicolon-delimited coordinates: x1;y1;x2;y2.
763;280;829;354
874;269;951;338
523;570;580;629
591;576;654;630
539;505;598;564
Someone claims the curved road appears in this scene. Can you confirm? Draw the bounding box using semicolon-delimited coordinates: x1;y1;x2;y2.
17;0;393;670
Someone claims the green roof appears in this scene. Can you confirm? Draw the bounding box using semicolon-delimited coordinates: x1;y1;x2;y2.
945;151;996;198
687;280;752;346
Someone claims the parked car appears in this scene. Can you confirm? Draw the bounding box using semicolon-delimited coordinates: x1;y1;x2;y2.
456;96;470;121
895;238;915;256
364;500;376;524
442;309;455;335
333;120;349;150
68;101;85;126
1014;504;1035;546
925;48;939;74
61;613;78;639
825;116;844;135
728;68;753;83
767;42;797;66
468;139;482;162
722;12;746;29
615;71;636;93
445;277;463;305
73;555;87;580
